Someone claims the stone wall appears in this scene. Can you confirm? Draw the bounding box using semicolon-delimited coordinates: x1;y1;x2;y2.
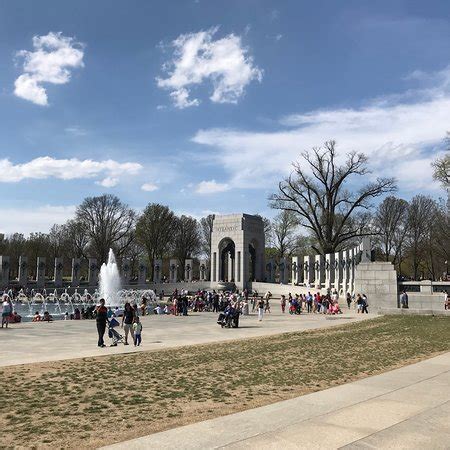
354;261;398;310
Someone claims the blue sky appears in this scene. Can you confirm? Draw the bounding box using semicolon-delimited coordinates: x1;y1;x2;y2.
0;0;449;234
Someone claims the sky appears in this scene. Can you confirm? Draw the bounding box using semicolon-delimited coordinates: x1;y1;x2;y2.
0;0;449;235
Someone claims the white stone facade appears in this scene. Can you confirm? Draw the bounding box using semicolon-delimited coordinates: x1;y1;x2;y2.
210;213;265;290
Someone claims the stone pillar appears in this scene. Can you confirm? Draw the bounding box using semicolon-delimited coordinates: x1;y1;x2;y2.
18;256;28;286
266;259;275;282
71;258;81;287
334;251;343;292
348;248;356;294
185;259;193;282
291;256;300;285
0;256;10;287
324;253;335;291
227;253;233;282
138;261;147;285
54;257;63;288
342;249;350;295
153;259;162;283
354;261;397;310
212;253;217;283
88;258;98;286
279;258;290;284
361;237;371;263
199;259;208;281
303;255;314;286
36;257;46;288
314;255;325;288
169;259;178;283
121;258;131;285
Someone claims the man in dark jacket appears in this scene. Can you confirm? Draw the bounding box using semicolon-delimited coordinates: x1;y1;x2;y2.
95;298;108;347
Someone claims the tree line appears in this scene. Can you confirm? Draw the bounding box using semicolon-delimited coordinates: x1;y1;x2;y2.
0;138;448;281
0;197;213;280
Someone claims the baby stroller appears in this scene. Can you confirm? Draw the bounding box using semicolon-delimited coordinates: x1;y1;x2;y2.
217;309;240;328
107;318;124;346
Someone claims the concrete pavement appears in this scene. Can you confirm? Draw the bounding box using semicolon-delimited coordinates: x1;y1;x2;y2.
104;352;450;450
0;309;373;367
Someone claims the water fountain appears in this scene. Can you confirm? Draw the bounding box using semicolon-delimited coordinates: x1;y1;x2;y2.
99;249;122;306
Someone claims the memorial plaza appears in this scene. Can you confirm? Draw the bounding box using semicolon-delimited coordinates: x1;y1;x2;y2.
1;2;450;448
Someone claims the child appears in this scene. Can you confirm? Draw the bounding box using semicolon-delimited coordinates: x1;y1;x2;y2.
133;317;143;346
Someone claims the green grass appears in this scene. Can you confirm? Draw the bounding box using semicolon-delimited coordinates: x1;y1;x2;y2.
1;315;449;449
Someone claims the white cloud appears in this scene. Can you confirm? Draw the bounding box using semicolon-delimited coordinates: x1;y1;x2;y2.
0;156;142;185
14;31;84;105
157;27;262;108
65;126;87;136
141;183;159;192
192;66;450;194
96;177;119;188
0;205;76;235
195;179;230;194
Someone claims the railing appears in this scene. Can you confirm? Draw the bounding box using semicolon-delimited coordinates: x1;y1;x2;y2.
398;281;450;294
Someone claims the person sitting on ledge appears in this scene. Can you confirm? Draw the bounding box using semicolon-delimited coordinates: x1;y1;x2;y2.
11;311;21;323
42;311;53;322
32;311;41;322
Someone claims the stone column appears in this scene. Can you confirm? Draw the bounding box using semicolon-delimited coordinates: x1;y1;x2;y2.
279;258;290;284
153;259;162;283
54;257;63;288
185;259;193;282
324;253;335;291
138;261;147;285
199;259;208;281
266;259;275;282
354;261;397;310
348;248;356;295
212;252;217;283
361;237;371;263
0;256;10;287
291;256;299;285
342;249;349;294
334;251;343;292
169;259;178;283
314;255;325;289
71;258;81;287
88;258;98;286
121;258;131;285
18;256;28;286
227;253;233;282
303;255;314;286
36;257;46;288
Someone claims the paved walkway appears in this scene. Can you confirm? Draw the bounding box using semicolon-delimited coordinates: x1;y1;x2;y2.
0;310;372;367
104;352;450;450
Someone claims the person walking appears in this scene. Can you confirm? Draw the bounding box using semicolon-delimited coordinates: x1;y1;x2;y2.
346;292;352;309
1;295;12;328
280;295;286;313
133;317;143;346
122;302;135;345
258;297;265;322
361;294;369;314
400;291;409;308
95;298;108;347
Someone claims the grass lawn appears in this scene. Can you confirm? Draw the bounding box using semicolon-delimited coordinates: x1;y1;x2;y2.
1;315;449;449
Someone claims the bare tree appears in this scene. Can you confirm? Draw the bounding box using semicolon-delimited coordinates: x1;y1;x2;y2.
172;215;201;270
432;134;450;189
270;141;396;254
200;214;214;259
374;196;409;262
135;203;176;277
271;210;299;258
75;194;136;264
64;220;90;259
406;195;436;280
